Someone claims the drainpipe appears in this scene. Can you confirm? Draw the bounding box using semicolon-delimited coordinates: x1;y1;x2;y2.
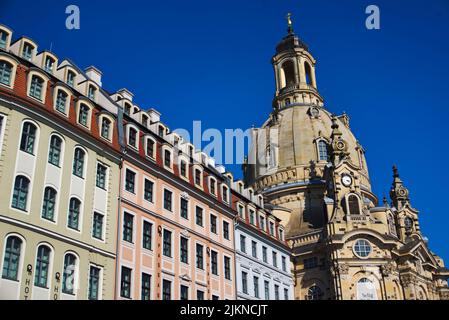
233;217;239;300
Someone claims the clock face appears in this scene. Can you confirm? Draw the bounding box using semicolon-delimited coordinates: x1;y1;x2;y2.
341;174;352;187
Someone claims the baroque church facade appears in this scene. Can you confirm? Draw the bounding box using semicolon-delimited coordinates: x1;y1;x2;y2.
243;18;449;300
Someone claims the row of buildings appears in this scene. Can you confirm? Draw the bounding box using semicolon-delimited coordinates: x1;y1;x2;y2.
0;23;294;300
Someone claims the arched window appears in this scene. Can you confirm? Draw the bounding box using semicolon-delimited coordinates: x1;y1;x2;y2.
357;278;377;300
29;75;44;100
304;62;312;85
66;71;75;87
101;117;111;140
20;122;37;154
12;175;30;211
128;127;137;148
88;85;96;100
48;135;62;166
348;195;361;215
281;60;295;88
2;236;22;280
41;187;57;221
72;148;86;178
0;60;13;86
306;285;323;300
34;245;51;288
78;104;90;127
55;89;68;114
387;214;396;236
404;217;413;231
124;103;131;115
318;140;328;162
62;253;77;295
67;198;81;230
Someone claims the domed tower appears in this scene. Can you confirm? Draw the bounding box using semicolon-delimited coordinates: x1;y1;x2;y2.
244;14;449;300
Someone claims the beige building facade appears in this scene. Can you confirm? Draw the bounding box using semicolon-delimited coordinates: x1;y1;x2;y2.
244;19;449;300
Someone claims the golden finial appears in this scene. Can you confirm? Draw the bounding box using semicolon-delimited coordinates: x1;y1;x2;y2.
286;12;294;33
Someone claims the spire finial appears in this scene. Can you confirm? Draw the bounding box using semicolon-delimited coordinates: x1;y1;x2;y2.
393;165;399;178
286;12;294;33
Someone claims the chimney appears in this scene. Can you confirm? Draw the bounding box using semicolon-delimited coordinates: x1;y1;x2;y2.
85;66;102;86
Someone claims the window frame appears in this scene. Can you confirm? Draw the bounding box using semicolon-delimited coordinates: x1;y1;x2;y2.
27;71;48;103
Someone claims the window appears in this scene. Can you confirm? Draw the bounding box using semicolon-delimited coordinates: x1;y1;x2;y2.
180;160;187;177
163;229;172;257
124;104;131;115
0;61;12;86
210;214;217;234
0;31;7;49
238;204;244;219
304;257;318;269
20;122;37;154
141;273;151;300
142;221;152;250
41;187;57;221
387;214;397;236
12;175;30;211
2;236;22;281
212;295;219;300
96;163;107;189
211;251;218;275
262;246;268;263
180;237;188;264
240;235;246;253
67;71;75;87
101;117;111;140
195;206;203;226
62;254;77;294
282;256;287;272
88;266;101;300
194;169;201;186
68;198;80;230
259;215;265;231
128;127;137;147
158;125;164;137
264;281;270;299
251;241;257;258
197;290;204;300
306;285;323;300
180;198;188;219
143;179;153;203
44;56;54;73
72;148;85;177
354;239;371;258
123;212;134;243
88;85;96;100
249;210;255;225
279;229;284;241
284;288;289;300
162;279;171;300
146;139;155;158
210;178;216;195
242;271;248;294
164;149;171;168
120;266;132;298
34;245;51;288
125;169;135;193
404;217;413;231
224;256;231;280
269;221;274;236
272;251;278;268
274;285;280;300
180;285;189;300
48;135;62;166
223;221;229;240
22;43;33;60
318;140;328;161
253;276;260;298
196;243;204;270
92;212;104;240
222;185;229;203
163;189;172;211
78;104;90;127
347;195;360;215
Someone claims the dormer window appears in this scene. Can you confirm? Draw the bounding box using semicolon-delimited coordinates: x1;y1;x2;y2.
158;125;164;137
55;89;68;114
22;43;34;61
142;114;148;127
0;61;12;86
78;104;90;127
222;185;229;203
146;138;155;158
209;177;216;195
101;117;111;140
44;56;55;73
279;229;284;241
67;71;75;87
269;221;274;236
164;149;171;168
180;160;187;177
124;103;131;115
194;169;202;186
0;31;8;49
29;75;44;100
128;127;137;148
88;85;96;100
259;215;265;231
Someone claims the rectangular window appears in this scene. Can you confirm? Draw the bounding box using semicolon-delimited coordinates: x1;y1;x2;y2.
212;295;219;300
142;221;152;250
180;197;188;219
224;256;231;280
223;221;229;240
269;221;275;236
88;266;101;300
44;56;54;73
101;118;110;140
272;251;278;268
120;266;132;298
264;281;270;300
194;169;201;186
158;126;164;137
210;214;217;234
180;160;187;177
251;241;257;258
222;186;228;203
67;71;75;87
162;189;172;211
274;285;280;300
242;271;248;294
146;139;155;158
195;206;203;226
279;229;284;241
282;256;287;272
304;257;318;270
55;90;67;114
92;212;104;240
128;128;137;147
238;205;244;219
262;246;268;263
211;251;218;276
141;273;151;300
78;104;89;127
125;169;135;193
22;43;33;60
180;285;189;300
163;229;172;257
123;212;134;243
164;149;171;168
240;235;246;253
210;178;216;195
196;243;204;270
88;85;96;100
96;163;107;189
180;236;188;264
162;279;171;300
144;179;153;203
197;290;204;300
0;31;7;49
284;288;289;300
259;216;265;231
249;210;255;225
254;276;259;298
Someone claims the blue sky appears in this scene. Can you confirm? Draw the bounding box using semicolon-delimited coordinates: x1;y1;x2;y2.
1;0;449;263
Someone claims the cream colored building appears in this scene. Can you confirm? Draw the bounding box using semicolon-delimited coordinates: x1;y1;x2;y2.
244;19;449;300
